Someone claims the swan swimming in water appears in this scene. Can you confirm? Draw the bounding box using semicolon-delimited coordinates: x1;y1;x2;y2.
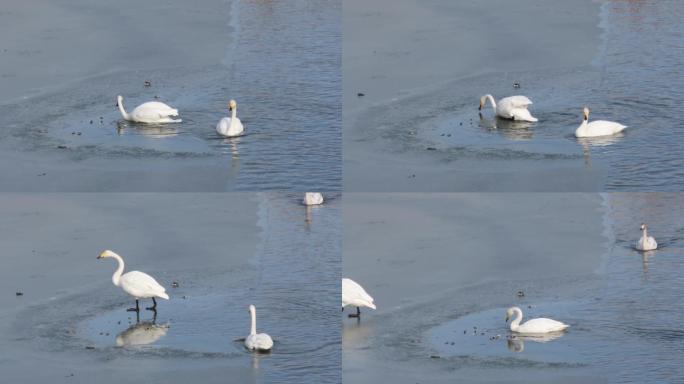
216;99;244;137
303;192;324;206
479;94;538;122
505;306;569;334
244;305;273;352
97;250;169;312
575;107;626;138
636;223;658;251
117;95;181;123
342;278;376;318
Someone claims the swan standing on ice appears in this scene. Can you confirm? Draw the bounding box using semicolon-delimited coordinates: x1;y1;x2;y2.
636;223;658;251
303;192;324;206
244;305;273;352
342;278;376;318
97;250;169;312
479;94;538;122
216;99;244;137
117;95;181;123
505;306;569;334
575;107;626;138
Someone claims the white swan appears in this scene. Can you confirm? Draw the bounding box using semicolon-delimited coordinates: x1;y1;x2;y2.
479;94;538;122
303;192;324;206
575;107;626;138
117;95;182;124
244;304;273;352
216;99;244;137
97;250;169;312
342;278;376;318
636;223;658;251
505;306;569;334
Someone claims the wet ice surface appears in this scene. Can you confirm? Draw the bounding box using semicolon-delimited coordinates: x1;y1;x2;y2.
351;1;684;191
7;193;341;383
343;193;684;382
427;304;586;366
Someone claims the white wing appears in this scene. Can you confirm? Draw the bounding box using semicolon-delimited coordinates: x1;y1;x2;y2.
120;270;168;299
500;95;533;108
342;278;376;309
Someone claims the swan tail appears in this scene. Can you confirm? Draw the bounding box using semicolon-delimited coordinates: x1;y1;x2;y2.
368;302;377;310
158;291;170;300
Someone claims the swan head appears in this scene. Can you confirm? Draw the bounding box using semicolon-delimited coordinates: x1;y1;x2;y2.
478;96;486;110
505;306;520;322
228;99;237;111
117;95;123;107
583;107;590;121
640;223;647;231
249;304;256;313
97;249;117;259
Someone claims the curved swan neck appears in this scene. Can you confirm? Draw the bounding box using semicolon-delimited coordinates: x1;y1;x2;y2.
642;227;648;240
250;307;257;336
231;106;237;120
484;94;496;109
510;307;523;330
117;96;130;121
111;253;125;286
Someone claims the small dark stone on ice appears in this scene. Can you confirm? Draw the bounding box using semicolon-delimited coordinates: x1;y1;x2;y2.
440;133;445;137
71;132;76;135
172;281;179;288
459;122;463;126
426;147;436;151
57;145;67;149
513;82;521;88
357;92;365;97
105;333;109;336
446;134;451;137
89;120;93;124
85;346;95;350
450;342;455;345
463;330;467;334
517;290;525;297
430;355;441;359
117;321;121;324
15;291;23;296
144;80;152;87
182;295;187;299
528;305;532;309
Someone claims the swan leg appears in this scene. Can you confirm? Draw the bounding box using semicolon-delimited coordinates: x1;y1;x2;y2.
127;300;140;312
348;307;361;318
146;297;157;311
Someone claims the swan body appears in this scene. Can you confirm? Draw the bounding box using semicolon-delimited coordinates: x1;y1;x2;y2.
244;304;273;352
506;306;568;334
479;94;538;122
575;107;626;138
303;192;324;206
636;223;658;251
216;99;244;137
97;250;169;311
342;278;376;318
117;95;181;123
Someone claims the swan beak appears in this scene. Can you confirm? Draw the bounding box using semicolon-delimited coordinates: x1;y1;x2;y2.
97;251;106;259
505;315;509;322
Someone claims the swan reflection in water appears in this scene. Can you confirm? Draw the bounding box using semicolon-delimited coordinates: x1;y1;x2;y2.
506;331;565;353
115;312;169;347
478;113;534;141
577;133;625;168
116;120;180;138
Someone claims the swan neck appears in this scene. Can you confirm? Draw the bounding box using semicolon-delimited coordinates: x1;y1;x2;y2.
486;94;497;109
231;107;237;120
250;308;257;336
511;308;523;331
111;253;125;286
117;97;130;121
642;227;648;241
